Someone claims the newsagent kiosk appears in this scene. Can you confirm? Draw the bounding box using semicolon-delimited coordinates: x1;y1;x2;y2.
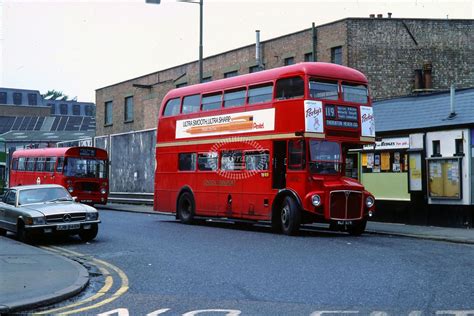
354;88;474;227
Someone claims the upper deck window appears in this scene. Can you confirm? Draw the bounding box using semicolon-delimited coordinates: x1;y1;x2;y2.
224;88;246;108
201;93;222;111
342;83;368;104
309;80;339;100
182;94;201;114
248;84;273;105
163;98;181;117
276;76;304;100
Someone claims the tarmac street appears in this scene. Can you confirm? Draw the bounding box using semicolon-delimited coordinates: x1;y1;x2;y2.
0;205;473;315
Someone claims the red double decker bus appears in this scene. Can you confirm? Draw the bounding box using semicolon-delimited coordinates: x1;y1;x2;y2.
155;62;375;235
10;147;108;205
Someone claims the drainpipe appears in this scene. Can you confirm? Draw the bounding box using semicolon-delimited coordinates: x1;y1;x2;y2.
449;85;456;118
312;22;317;62
256;30;263;71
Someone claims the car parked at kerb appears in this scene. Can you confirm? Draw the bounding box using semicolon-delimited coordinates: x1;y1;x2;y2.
0;184;100;242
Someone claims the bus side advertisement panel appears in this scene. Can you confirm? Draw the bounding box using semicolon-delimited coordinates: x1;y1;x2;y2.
175;108;275;139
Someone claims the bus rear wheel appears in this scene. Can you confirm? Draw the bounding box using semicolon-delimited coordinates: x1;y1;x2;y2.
177;192;195;225
280;196;301;236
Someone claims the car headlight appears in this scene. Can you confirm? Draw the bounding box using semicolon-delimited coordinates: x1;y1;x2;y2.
68;187;74;193
100;188;107;194
28;217;46;225
86;212;98;221
311;194;321;206
366;196;375;208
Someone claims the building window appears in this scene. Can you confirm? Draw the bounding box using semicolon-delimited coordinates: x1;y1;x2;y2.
284;57;295;66
27;93;37;105
124;96;134;122
331;46;342;65
48;103;56;114
60;103;68;115
176;82;187;88
224;70;238;78
0;92;7;104
202;76;212;83
249;65;261;73
72;104;81;115
13;92;22;105
304;53;314;62
85;105;93;116
432;140;441;157
105;101;113;125
455;139;464;156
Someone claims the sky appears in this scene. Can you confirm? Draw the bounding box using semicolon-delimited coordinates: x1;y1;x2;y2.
0;0;473;102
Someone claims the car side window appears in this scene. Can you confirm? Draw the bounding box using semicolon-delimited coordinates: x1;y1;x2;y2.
4;190;16;206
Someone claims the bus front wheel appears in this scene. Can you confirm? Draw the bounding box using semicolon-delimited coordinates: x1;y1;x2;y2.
177;192;195;225
347;219;367;236
280;196;301;236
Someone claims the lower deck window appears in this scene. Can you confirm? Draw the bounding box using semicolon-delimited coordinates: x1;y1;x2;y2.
178;153;197;171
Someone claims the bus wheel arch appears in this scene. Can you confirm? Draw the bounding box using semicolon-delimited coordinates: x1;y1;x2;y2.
176;187;196;224
271;190;302;235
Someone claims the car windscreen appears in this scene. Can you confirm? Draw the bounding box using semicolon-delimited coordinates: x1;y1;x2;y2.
64;158;108;179
18;187;72;205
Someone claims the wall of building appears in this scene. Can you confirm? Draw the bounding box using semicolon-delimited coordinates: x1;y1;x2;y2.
0;105;50;117
348;18;474;100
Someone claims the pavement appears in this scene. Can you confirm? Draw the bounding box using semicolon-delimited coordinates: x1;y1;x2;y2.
0;203;473;313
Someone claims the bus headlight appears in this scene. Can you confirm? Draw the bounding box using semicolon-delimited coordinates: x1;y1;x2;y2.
311;194;321;206
68;187;74;193
366;196;375;208
100;188;107;194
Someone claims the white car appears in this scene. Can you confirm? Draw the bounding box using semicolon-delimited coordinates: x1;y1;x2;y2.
0;184;100;243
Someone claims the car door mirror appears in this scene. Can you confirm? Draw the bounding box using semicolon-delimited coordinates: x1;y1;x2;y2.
72;196;78;202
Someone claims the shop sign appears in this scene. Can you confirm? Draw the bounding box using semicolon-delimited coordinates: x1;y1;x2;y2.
363;137;409;150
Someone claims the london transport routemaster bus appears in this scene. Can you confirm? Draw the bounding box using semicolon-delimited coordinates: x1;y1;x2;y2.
10;147;108;205
155;62;376;235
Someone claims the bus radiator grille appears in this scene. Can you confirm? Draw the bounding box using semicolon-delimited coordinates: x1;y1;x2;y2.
329;191;363;220
75;182;100;192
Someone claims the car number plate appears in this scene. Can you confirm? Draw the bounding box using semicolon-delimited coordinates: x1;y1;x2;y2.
57;223;81;231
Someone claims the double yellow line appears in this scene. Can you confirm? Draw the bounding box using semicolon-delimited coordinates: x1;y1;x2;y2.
35;246;129;315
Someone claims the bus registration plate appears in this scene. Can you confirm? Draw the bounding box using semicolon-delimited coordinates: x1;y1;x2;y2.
57;223;81;231
337;220;353;225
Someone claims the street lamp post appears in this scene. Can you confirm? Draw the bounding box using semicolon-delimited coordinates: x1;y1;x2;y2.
147;0;204;83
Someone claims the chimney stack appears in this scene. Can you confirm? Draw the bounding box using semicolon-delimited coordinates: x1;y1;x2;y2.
369;14;375;18
388;12;392;18
377;14;383;18
255;30;263;71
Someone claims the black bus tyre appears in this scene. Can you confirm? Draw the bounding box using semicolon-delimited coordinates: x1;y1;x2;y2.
0;227;6;236
280;196;301;236
347;219;367;236
79;224;99;242
177;192;195;225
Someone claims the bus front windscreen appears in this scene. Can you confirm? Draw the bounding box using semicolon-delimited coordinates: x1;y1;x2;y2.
64;158;108;179
309;140;342;175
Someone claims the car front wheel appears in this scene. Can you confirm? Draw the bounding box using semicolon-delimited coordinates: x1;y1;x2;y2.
79;224;98;242
16;222;31;243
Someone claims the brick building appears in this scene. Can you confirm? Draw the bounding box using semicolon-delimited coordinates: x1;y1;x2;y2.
96;17;474;137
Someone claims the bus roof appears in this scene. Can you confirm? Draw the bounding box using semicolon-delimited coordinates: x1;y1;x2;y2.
12;147;107;158
163;62;368;100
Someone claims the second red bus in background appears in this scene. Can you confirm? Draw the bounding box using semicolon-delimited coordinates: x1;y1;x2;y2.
10;147;108;205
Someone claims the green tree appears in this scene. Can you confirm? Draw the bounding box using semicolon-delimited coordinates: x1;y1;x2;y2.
42;90;69;101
